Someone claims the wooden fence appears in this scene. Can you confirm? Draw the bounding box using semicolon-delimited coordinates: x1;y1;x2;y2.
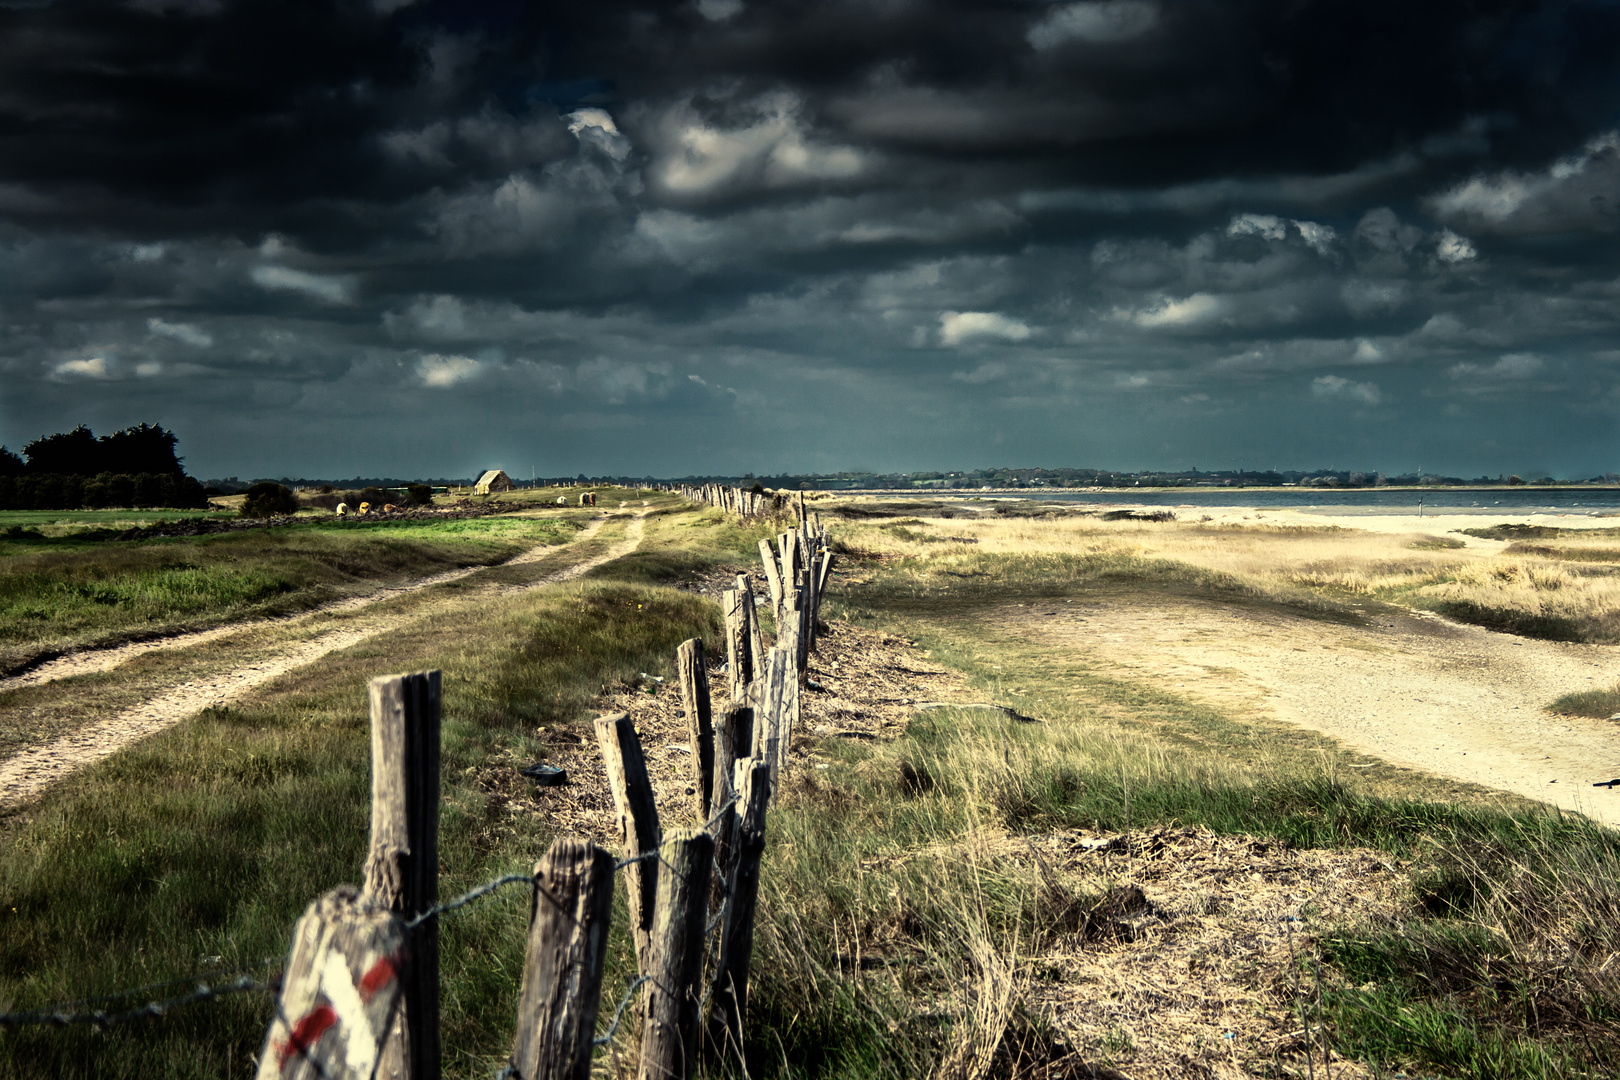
257;515;834;1080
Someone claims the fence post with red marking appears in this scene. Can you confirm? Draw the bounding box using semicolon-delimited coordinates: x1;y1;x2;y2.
508;837;616;1080
256;887;408;1080
363;670;442;1080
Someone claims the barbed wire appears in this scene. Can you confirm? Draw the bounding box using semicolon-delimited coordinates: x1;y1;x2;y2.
0;974;271;1030
406;873;532;930
703;791;740;832
592;974;652;1047
42;956;282;1015
614;850;661;871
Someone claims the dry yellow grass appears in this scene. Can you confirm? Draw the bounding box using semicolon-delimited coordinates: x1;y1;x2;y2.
835;510;1620;641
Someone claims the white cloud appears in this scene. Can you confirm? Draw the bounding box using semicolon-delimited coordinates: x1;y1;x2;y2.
1428;130;1620;234
696;0;743;20
565;108;631;161
135;361;164;377
129;243;167;262
939;311;1032;346
416;353;482;387
1352;339;1383;363
147;317;213;347
1449;353;1544;380
951;361;1011;384
1312;374;1381;405
1028;1;1159;49
651;93;864;196
1227;213;1338;255
1227;213;1287;241
53;357;110;380
1436;229;1477;264
1128;293;1222;328
1293;220;1337;255
250;265;353;304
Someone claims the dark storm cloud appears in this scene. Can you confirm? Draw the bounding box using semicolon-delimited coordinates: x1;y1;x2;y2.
3;0;1620;478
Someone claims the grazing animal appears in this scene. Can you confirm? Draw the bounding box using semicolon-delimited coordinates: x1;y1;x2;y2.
555;496;568;505
579;492;596;507
382;503;398;513
359;502;372;514
335;503;350;516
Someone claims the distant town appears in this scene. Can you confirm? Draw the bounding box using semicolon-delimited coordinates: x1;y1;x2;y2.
201;466;1620;495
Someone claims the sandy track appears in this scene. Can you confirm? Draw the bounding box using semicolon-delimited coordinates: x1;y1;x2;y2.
1;517;610;692
0;515;643;810
1012;598;1620;826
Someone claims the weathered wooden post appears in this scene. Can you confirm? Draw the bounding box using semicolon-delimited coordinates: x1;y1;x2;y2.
508;838;616;1080
752;649;791;788
709;760;771;1065
638;829;715;1080
675;639;714;817
742;585;765;706
594;712;662;971
707;704;751;915
362;670;441;1080
756;540;783;627
257;887;408;1080
813;552;835;636
723;586;752;706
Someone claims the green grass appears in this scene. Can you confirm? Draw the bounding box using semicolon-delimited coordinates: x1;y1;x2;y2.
0;515;587;673
0;575;720;1079
0;508;224;538
3;507;1615;1079
1549;684;1620;719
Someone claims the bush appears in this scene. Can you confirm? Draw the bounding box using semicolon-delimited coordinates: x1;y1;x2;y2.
406;484;433;507
240;482;299;518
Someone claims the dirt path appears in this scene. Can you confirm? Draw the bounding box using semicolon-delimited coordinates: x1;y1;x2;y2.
1;517;610;692
0;515;644;810
1008;599;1620;826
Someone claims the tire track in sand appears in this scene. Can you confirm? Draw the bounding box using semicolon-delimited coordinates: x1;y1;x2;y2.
2;517;610;692
0;515;644;810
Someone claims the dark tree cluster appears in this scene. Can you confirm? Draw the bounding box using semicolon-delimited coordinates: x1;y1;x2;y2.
0;424;207;510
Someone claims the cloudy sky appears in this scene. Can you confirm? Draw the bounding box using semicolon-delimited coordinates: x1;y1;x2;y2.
4;0;1620;479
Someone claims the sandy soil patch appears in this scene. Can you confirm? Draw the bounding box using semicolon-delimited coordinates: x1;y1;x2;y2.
476;609;974;843
1019;825;1406;1079
0;516;640;810
1003;598;1620;826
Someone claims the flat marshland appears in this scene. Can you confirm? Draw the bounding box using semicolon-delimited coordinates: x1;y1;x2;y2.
1;493;1618;1078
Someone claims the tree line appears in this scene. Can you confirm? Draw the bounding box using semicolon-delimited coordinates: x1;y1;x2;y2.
0;424;209;510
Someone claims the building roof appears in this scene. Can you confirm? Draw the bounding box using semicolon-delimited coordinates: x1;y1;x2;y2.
476;469;509;486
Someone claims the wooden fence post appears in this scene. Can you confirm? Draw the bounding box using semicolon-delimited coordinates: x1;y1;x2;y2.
638;829;715;1080
362;670;441;1080
256;887;408;1080
508;838;616;1080
723;586;752;706
752;649;791;789
756;540;783;628
707;704;751;916
709;759;771;1066
594;712;662;972
675;639;714;818
742;586;765;706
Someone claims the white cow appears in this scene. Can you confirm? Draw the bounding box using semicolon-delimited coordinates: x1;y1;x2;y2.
335;502;350;516
555;496;568;505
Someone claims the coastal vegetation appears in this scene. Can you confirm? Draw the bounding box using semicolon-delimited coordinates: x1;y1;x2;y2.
0;494;1615;1078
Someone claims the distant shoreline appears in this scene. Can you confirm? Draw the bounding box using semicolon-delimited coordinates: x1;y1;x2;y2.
819;485;1620;496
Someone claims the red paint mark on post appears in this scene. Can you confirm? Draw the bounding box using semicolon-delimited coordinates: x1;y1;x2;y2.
276;1003;338;1070
358;954;399;1003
